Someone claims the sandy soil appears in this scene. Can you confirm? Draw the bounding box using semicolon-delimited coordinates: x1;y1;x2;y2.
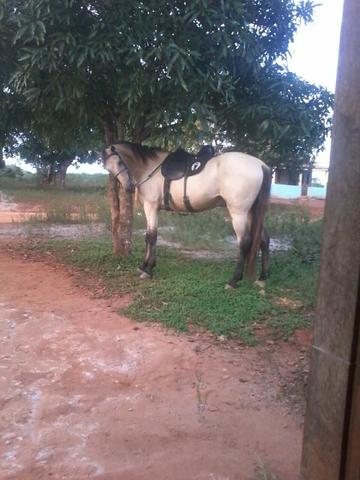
0;248;310;480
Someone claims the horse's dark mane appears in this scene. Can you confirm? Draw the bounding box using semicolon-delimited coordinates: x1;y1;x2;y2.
115;141;164;162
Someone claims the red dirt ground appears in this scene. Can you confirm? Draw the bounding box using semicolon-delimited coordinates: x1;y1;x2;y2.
270;197;325;219
0;191;316;480
0;247;310;480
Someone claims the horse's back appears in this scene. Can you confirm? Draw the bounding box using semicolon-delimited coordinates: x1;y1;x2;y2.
217;151;266;171
216;152;269;208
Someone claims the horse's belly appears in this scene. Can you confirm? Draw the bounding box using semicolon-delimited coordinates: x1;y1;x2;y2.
170;174;222;211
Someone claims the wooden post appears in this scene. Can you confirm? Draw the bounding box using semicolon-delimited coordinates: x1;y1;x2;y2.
300;0;360;478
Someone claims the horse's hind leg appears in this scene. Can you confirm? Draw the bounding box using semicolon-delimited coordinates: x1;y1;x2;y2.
139;202;158;278
226;211;251;289
259;227;270;281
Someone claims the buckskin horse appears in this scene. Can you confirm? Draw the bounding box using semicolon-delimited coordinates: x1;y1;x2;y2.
103;141;271;288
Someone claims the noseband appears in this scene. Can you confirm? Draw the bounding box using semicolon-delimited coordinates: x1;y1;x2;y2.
105;148;131;180
104;146;162;189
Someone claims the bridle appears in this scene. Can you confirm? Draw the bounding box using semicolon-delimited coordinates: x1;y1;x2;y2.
104;146;162;189
107;147;131;180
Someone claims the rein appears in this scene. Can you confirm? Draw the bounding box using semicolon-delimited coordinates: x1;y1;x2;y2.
110;149;162;189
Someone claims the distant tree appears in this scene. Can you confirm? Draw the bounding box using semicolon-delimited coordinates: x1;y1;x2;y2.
17;130;98;188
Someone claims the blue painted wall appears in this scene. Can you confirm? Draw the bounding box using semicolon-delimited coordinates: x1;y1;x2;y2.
308;186;327;199
271;184;302;199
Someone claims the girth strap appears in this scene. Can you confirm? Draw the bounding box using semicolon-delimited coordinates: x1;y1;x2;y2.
183;173;195;212
163;178;173;211
163;175;195;212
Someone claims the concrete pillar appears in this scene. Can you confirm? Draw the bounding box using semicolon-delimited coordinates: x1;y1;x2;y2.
300;0;360;478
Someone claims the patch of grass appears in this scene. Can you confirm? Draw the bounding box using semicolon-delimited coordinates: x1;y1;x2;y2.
157;208;234;250
31;223;319;344
266;204;309;236
26;193;111;225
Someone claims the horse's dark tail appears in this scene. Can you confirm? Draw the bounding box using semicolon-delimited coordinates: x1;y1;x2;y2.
245;165;272;280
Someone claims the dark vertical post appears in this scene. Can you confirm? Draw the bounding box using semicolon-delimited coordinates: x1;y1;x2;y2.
301;0;360;478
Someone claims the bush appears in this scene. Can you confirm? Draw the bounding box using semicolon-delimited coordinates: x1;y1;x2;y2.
0;165;25;179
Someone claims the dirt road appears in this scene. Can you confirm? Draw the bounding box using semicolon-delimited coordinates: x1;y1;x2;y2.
0;249;306;480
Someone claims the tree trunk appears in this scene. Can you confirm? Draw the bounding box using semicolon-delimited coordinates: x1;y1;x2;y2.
0;147;5;169
36;166;50;186
104;121;114;146
108;173;123;255
51;159;72;189
115;114;125;141
104;115;134;257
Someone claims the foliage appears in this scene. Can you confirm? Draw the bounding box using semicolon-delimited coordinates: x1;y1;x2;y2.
3;0;333;174
0;165;25;179
219;69;333;173
0;1;30;165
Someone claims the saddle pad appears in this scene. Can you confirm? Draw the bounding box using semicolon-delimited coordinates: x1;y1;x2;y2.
161;147;215;181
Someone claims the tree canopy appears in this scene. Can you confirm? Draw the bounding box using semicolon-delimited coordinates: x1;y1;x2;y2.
2;0;333;175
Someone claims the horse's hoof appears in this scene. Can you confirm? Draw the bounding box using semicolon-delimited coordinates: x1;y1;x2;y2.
137;267;144;274
254;280;266;289
225;283;235;290
139;271;151;280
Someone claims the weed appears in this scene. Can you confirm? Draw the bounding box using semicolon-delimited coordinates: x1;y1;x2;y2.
253;460;282;480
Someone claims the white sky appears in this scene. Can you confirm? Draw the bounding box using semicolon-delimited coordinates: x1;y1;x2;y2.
287;0;344;174
7;0;344;175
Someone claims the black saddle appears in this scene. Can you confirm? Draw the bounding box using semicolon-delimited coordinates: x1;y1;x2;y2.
160;145;215;212
161;145;215;181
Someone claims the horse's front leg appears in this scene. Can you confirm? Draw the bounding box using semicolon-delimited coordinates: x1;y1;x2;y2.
139;201;159;279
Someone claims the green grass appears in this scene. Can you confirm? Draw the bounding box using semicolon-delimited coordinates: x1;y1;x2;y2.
157;208;234;249
31;219;319;344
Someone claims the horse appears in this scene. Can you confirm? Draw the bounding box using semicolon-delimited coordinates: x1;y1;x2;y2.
103;141;271;288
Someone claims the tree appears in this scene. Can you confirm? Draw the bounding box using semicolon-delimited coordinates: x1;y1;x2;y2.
16;132;97;188
0;1;30;168
215;67;333;178
4;0;333;253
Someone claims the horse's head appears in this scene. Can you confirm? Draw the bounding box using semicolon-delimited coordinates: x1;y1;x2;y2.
102;145;135;193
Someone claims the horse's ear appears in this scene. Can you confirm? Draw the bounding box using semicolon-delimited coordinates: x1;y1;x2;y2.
111;145;116;153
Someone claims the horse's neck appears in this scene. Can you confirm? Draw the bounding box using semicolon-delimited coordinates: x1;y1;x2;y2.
126;151;168;182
